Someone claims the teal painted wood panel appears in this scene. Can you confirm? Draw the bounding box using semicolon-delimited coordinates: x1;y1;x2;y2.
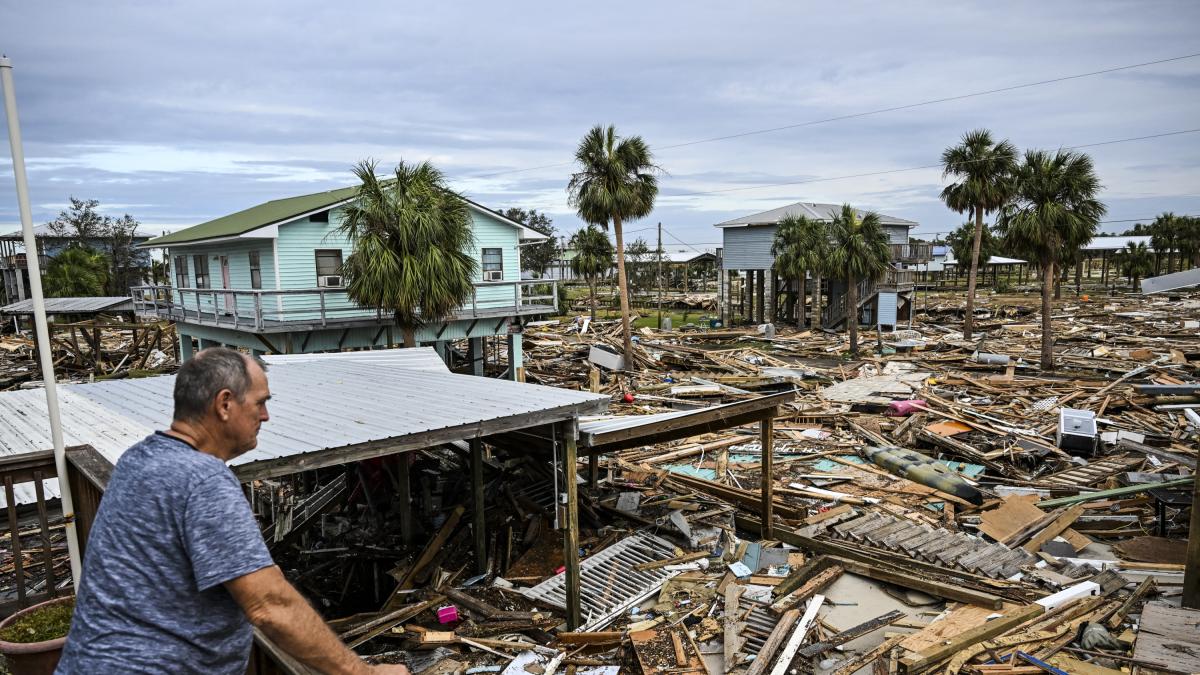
273;207;524;321
167;240;275;317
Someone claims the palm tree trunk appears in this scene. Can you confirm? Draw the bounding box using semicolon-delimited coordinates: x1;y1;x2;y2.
611;215;635;365
402;327;416;348
964;205;984;340
847;273;859;357
812;273;822;329
796;276;806;328
588;277;597;322
1041;259;1054;371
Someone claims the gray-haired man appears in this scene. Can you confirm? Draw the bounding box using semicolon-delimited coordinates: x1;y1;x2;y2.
58;347;407;675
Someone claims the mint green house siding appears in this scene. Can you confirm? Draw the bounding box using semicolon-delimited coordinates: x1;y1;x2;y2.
167;239;275;318
166;204;525;321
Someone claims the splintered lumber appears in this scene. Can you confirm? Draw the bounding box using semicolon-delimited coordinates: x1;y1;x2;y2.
1105;576;1155;629
630;627;706;675
830;634;906;675
768;595;824;675
633;550;709;571
772;555;830;598
557;631;623;645
344;595;445;649
898;603;1044;673
736;515;1008;608
745;608;800;675
724;584;744;673
770;565;843;612
798;609;905;658
804;503;853;525
386;505;465;608
441;587;538;621
1022;504;1087;553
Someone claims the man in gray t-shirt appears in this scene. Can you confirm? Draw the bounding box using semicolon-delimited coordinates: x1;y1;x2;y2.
58;348;406;675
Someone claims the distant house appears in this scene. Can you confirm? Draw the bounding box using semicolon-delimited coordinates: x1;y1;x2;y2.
715;202;931;329
134;185;552;379
0;224;153;304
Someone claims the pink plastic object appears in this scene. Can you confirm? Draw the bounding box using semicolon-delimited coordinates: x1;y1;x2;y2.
885;400;927;417
436;605;459;624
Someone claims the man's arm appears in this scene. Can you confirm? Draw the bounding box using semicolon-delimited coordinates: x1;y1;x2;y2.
226;565;408;675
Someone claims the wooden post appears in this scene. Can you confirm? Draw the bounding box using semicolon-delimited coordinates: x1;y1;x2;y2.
1183;469;1200;609
755;270;765;324
589;452;599;490
760;417;774;540
561;420;582;629
470;437;486;575
396;454;412;545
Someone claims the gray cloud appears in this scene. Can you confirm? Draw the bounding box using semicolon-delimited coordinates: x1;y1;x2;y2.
1;0;1197;247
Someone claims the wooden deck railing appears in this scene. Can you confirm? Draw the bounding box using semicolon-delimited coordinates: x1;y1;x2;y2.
131;280;558;332
0;450;70;617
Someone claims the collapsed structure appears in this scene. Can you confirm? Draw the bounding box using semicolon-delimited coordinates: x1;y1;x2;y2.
0;286;1197;674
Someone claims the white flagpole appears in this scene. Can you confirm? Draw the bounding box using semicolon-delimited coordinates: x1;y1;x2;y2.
1;54;84;585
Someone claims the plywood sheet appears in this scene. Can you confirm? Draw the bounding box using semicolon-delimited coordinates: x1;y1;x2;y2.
978;495;1090;552
1134;603;1200;674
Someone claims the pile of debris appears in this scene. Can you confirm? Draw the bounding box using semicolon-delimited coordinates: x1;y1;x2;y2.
245;290;1199;674
0;319;176;389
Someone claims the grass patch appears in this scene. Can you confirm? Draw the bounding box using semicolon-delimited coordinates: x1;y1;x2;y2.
0;598;74;644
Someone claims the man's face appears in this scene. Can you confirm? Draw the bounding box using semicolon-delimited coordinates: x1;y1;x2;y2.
220;361;271;456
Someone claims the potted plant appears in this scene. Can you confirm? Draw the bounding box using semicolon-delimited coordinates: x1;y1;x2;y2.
0;596;74;675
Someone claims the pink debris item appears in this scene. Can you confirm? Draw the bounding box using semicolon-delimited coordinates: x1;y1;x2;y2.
436;605;459;624
885;400;927;417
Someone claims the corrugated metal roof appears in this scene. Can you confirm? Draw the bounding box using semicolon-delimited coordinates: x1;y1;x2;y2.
716;202;918;228
0;348;608;506
0;297;134;315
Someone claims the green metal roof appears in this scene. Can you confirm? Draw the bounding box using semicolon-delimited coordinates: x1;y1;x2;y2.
143;184;360;247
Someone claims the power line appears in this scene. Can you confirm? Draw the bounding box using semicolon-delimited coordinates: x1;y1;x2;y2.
661;128;1200;198
465;52;1200;180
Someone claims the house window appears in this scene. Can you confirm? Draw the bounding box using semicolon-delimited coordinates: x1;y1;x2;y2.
482;248;503;279
193;254;210;289
173;255;188;289
249;251;262;289
310;210;330;223
315;249;343;278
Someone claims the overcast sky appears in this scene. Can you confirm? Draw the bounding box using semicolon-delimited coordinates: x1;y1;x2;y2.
2;1;1198;250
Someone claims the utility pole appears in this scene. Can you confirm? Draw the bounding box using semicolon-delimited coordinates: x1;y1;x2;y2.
559;235;566;282
2;55;83;584
657;222;664;329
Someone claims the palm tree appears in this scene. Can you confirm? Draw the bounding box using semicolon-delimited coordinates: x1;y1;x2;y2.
940;129;1018;340
568;125;660;364
1117;241;1153;290
1148;213;1176;275
771;214;826;328
43;246;110;297
570;225;615;322
1149;213;1180;274
338;159;477;347
828;205;891;357
1175;215;1200;271
996;149;1105;371
946;221;999;284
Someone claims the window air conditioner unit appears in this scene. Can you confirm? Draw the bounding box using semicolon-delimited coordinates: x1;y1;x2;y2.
484;270;504;282
318;275;343;288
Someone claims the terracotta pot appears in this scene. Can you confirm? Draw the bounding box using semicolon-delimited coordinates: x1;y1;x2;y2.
0;595;73;675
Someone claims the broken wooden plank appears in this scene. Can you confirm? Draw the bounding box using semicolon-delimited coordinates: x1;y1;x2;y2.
797;609;905;659
745;608;800;675
767;595;824;675
898;603;1044;673
830;634;906;675
1022;504;1087;553
770;565;843;613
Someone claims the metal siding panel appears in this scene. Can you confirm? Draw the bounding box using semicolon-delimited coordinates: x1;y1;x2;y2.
878;291;898;327
885;226;909;245
722;225;777;270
